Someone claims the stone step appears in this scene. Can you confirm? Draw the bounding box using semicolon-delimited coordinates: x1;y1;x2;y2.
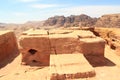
50;53;96;80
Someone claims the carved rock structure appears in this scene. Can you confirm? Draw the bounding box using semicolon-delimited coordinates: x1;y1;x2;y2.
19;30;50;66
0;30;18;62
19;29;105;79
50;53;96;80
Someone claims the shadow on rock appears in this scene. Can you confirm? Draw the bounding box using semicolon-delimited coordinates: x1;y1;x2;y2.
84;54;116;67
0;50;19;69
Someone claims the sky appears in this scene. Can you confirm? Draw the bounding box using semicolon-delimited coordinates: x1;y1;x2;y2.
0;0;120;23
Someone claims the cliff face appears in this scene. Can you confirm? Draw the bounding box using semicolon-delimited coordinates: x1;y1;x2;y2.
0;31;18;62
44;14;97;27
95;14;120;28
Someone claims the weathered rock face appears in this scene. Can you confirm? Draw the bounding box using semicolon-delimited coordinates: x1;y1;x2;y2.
44;14;97;27
93;28;120;55
55;16;65;26
49;30;78;54
0;31;18;62
44;13;120;28
95;14;120;28
44;16;65;26
50;54;96;80
77;37;105;55
19;29;105;66
19;30;50;66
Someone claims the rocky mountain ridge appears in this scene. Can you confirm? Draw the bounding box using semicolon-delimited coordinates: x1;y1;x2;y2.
95;13;120;28
44;14;97;27
44;13;120;28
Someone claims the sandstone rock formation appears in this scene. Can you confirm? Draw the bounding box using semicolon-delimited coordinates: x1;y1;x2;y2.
44;14;97;27
0;30;18;62
19;29;105;65
95;14;120;28
94;28;120;55
19;28;106;79
19;30;50;66
50;54;95;80
77;37;105;55
44;13;120;28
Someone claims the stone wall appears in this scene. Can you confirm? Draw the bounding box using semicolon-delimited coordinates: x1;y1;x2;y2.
0;31;18;62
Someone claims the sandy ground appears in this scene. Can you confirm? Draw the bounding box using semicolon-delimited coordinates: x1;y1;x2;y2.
0;45;120;80
95;45;120;80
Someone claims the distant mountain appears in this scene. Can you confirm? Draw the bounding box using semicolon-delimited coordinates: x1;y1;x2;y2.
0;23;7;28
21;21;45;30
43;14;97;27
0;21;45;37
44;13;120;28
0;23;5;25
95;13;120;28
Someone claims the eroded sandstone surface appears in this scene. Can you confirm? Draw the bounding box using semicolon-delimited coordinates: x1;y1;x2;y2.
93;28;120;56
0;30;18;62
50;54;96;80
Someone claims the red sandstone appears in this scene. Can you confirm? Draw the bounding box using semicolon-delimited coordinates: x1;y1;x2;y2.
0;30;18;62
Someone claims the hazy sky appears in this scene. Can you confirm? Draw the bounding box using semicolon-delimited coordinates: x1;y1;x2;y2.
0;0;120;23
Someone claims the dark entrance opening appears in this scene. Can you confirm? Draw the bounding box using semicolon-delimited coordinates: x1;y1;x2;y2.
32;60;37;63
28;49;37;55
110;44;116;50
